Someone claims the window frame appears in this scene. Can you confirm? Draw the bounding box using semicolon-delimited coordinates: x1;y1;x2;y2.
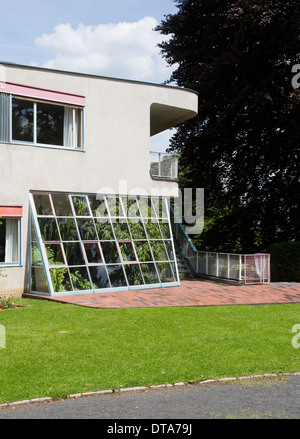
9;95;84;151
0;215;22;267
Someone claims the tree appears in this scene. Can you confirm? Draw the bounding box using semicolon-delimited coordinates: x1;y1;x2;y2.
156;0;300;252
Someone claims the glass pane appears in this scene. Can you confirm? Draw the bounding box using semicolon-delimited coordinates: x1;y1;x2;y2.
45;243;65;266
12;98;34;142
57;218;79;241
84;242;103;264
89;265;110;289
69;267;91;291
140;263;159;284
152;198;168;218
95;218;114;240
144;221;163;240
112;219;131;240
164;240;175;260
50;268;72;293
133;241;152;262
31;267;49;293
150;241;169;261
88;195;108;217
72;196;91;216
101;242;121;264
138;197;153;218
37;101;64;146
33;194;53;216
107;265;127;287
106;197;124;217
158;220;171;239
38;218;60;241
63;242;85;266
118;242;137;262
128;219;146;240
31;243;43;266
76;219;98;240
157;262;175;283
122;197;140;218
125;264;144;286
51;193;73;216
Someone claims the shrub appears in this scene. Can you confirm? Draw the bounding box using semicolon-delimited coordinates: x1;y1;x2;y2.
269;242;300;282
0;296;16;310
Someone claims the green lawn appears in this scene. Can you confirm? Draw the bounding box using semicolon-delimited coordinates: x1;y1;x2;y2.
1;298;300;404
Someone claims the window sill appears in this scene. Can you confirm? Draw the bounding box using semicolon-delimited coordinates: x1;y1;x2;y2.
0;140;85;152
0;263;22;268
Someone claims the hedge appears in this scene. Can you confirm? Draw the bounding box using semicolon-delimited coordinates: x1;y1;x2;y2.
269;241;300;282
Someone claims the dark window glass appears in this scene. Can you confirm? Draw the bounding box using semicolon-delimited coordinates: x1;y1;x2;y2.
50;268;72;293
150;241;168;261
128;219;147;240
107;265;127;287
45;243;65;266
69;267;91;291
51;194;73;216
63;242;85;266
76;219;98;241
33;194;54;216
31;267;49;293
84;243;103;264
124;264;144;286
118;242;137;262
112;219;131;240
101;242;121;264
38;218;60;241
12;98;34;142
133;241;152;262
57;218;78;241
157;262;175;283
37;102;64;145
0;220;6;262
95;218;114;240
140;263;159;284
89;265;110;289
72;196;90;216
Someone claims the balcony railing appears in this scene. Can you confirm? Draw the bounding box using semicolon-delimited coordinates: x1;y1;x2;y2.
150;152;178;181
170;204;271;284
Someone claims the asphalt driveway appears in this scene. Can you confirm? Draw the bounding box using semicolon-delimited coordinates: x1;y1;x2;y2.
1;375;299;420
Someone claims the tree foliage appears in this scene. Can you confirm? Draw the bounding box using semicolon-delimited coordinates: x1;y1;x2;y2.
156;0;300;252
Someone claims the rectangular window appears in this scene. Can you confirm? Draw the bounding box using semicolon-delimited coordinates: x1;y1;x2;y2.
0;84;84;150
11;97;83;148
0;208;22;266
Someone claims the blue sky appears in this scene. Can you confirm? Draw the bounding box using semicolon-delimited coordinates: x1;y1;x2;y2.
0;0;178;151
0;0;177;83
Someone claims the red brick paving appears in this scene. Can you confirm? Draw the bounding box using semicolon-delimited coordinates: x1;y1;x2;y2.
24;277;300;309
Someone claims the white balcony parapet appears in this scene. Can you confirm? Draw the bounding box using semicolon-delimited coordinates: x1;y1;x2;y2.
150;151;178;181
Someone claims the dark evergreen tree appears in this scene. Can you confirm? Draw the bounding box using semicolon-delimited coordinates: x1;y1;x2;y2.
156;0;300;252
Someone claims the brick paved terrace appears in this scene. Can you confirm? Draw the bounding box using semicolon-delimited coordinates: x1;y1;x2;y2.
24;277;300;309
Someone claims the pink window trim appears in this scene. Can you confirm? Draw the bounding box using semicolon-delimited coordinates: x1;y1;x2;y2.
0;82;85;107
0;206;23;217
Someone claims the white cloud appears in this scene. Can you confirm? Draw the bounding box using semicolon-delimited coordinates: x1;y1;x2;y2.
34;17;173;83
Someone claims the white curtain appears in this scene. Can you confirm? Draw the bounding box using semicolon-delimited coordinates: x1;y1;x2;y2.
5;219;18;263
63;107;78;147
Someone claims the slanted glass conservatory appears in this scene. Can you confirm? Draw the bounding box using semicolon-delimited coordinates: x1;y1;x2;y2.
29;192;179;296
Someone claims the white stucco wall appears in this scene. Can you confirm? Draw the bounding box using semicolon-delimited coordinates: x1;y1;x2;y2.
0;62;198;294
